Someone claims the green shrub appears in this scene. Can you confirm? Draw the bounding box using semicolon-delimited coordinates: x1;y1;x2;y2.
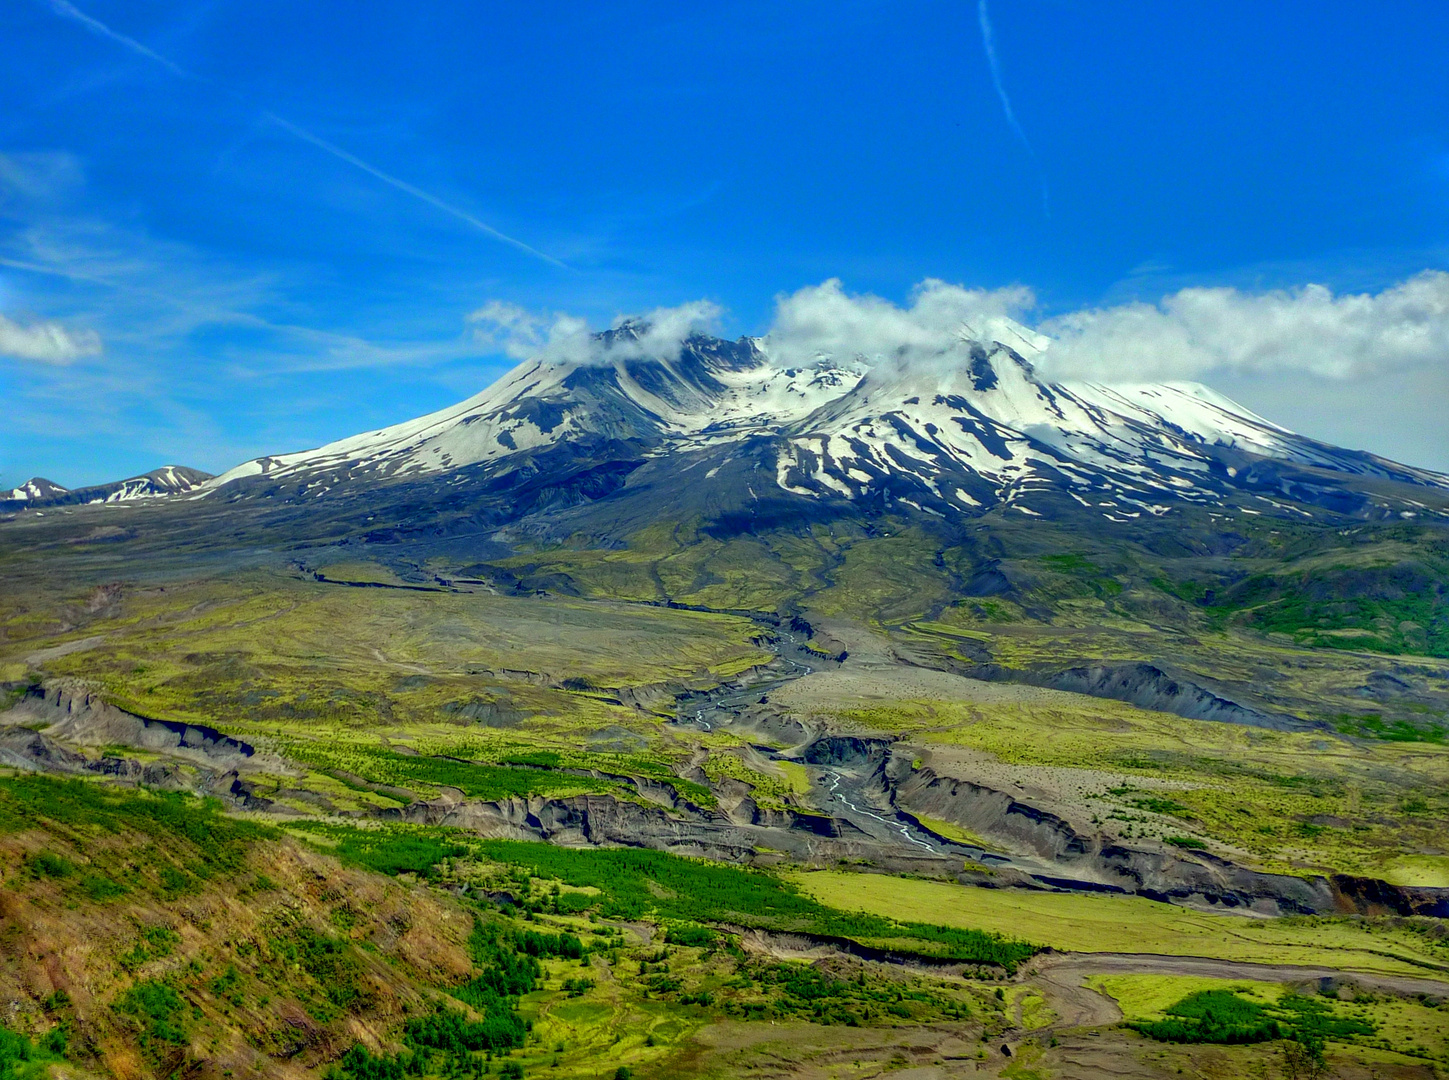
115;980;189;1047
665;924;716;948
0;1028;33;1079
1273;994;1375;1040
472;841;1037;971
514;929;583;959
0;777;274;876
562;977;594;997
80;873;127;900
120;926;181;972
1132;797;1189;816
0;1025;65;1078
1131;990;1279;1044
159;866;196;896
29;852;74;879
289;823;469;878
38;1026;67;1058
287;745;610;803
270;924;372;1014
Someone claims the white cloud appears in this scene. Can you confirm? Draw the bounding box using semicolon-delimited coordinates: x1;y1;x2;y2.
765;277;1040;368
468;300;588;360
471;274;1449;397
0;313;101;365
1037;271;1449;382
468;298;721;366
615;299;723;358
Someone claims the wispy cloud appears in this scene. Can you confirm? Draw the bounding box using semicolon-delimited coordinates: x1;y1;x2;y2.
0;157;483;376
0;312;100;364
41;0;565;267
976;0;1049;217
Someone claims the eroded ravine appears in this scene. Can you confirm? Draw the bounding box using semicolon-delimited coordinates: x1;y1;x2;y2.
670;624;1449;920
671;627;958;858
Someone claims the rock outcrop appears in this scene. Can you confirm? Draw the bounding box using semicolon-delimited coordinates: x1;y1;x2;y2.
3;681;283;771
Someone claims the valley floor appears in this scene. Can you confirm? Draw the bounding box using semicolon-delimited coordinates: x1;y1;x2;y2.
2;560;1448;1078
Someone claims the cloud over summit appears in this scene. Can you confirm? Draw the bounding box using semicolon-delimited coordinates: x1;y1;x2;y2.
766;278;1041;368
471;271;1449;390
468;299;721;367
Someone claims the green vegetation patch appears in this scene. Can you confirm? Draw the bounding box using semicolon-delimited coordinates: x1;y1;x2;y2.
120;925;181;972
1130;989;1282;1044
1335;713;1446;743
288;742;614;802
792;871;1449;978
268;917;376;1020
832;690;1449;879
114;979;191;1050
0;776;275;889
1222;562;1449;658
0;1024;68;1080
289;821;472;877
1131;988;1375;1047
293;822;1035;971
469;839;1036;970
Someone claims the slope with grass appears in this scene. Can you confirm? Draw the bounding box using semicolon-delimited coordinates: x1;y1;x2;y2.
0;775;1044;1080
788;871;1449;979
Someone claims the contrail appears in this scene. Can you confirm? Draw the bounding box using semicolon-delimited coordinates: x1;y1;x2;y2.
977;0;1050;217
977;0;1031;152
43;1;566;268
261;115;567;268
46;0;190;78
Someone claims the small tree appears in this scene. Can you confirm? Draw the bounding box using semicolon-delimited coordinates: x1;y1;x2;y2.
1280;1032;1328;1080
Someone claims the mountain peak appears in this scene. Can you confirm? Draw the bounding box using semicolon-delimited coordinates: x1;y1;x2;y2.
86;327;1433;527
3;477;69;502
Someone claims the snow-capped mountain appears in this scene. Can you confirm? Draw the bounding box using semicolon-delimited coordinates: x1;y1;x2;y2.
91;466;213;503
3;477;69;502
198;321;1448;525
1;466;212;510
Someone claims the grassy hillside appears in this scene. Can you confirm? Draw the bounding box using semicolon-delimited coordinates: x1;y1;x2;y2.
0;776;1039;1080
6;775;1446;1079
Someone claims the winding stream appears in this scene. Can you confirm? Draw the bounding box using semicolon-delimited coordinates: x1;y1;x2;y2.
671;629;952;857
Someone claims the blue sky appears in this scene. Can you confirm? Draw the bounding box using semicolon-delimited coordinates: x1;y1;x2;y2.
2;0;1448;487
